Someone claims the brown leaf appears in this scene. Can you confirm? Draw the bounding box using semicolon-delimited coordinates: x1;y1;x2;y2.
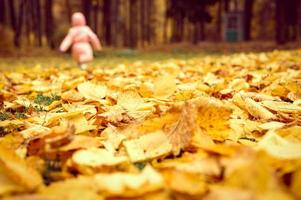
166;102;197;156
27;124;75;156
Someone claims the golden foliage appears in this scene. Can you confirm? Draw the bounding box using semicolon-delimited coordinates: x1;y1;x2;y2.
1;50;301;199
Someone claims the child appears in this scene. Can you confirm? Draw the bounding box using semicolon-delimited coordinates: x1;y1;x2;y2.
60;12;101;70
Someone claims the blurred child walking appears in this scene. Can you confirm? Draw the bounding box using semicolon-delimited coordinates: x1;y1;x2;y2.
60;12;101;70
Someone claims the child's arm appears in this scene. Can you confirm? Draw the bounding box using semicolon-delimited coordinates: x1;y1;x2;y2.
59;31;73;52
87;28;102;51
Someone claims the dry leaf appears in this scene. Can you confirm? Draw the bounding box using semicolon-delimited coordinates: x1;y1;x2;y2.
72;148;128;168
124;131;172;162
260;100;301;113
153;74;177;98
0;146;43;191
39;176;103;200
161;169;207;196
77;82;107;101
194;97;233;141
244;97;276;120
94;165;163;197
59;135;103;151
258;131;301;159
61;90;84;102
166;102;197;155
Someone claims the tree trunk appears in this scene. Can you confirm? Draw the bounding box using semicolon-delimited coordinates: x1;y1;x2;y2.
286;0;298;41
65;0;72;22
93;0;99;35
171;14;184;42
243;0;254;41
140;0;146;46
163;0;169;43
129;0;138;48
82;0;92;25
36;0;42;47
14;0;26;47
216;0;222;40
193;22;200;44
103;0;111;46
0;0;6;25
45;0;55;48
110;0;118;46
200;20;205;41
25;0;31;45
224;0;230;12
146;0;152;44
8;0;17;32
275;0;286;44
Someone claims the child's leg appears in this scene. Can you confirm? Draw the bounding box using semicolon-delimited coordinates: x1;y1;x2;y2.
78;62;88;70
78;54;91;70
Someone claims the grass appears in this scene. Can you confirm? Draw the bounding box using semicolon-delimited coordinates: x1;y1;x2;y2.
0;50;211;71
1;41;300;71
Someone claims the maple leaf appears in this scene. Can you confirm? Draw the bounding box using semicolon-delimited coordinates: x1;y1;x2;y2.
166;102;197;156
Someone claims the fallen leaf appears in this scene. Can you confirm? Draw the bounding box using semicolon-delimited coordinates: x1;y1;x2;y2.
166;102;197;155
153;74;176;99
77;82;107;102
0;146;43;191
244;97;276;120
94;165;163;197
258;131;301;159
260;100;301;113
124;131;172;162
72;148;128;168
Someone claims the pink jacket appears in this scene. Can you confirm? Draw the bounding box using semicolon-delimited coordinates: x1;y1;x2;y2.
60;12;101;63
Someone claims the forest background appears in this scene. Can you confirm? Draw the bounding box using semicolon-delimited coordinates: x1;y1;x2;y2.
0;0;300;56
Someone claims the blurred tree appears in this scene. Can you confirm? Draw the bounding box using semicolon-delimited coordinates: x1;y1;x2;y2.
1;0;300;50
244;0;254;41
14;0;26;47
45;0;54;48
65;0;72;21
0;0;6;25
8;0;17;34
167;0;186;42
129;0;139;48
275;0;299;44
82;0;92;25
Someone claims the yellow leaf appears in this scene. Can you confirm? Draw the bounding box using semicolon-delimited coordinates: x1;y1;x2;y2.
39;176;103;200
77;82;107;101
258;131;301;159
244;97;276;120
194;97;233;141
161;169;207;195
153;74;176;99
117;90;153;111
0;146;43;192
166;102;197;155
124;131;172;162
72;148;128;168
261;100;301;113
94;165;163;197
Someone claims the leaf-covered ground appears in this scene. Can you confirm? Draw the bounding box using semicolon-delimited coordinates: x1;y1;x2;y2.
0;49;301;200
